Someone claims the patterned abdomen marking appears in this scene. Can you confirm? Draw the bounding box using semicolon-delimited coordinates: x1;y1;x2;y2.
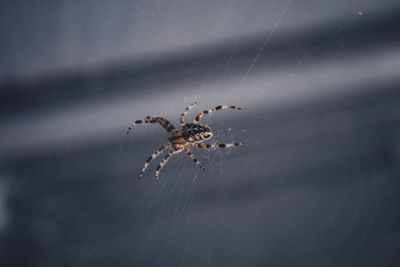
182;123;213;142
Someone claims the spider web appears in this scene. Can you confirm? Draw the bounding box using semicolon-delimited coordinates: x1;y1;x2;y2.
1;0;400;266
125;1;400;266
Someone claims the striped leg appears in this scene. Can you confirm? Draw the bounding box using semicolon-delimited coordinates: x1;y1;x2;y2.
138;145;167;178
193;105;242;123
179;102;198;126
127;116;177;134
155;149;182;179
194;142;242;149
185;149;205;171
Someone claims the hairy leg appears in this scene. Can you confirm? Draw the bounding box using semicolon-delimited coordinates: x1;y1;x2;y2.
155;149;182;179
138;145;167;178
193;105;241;123
194;142;242;149
185;149;205;171
179;102;198;126
127;116;177;134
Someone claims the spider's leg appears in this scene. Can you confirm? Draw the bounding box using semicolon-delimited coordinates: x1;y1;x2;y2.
149;117;178;133
138;145;167;179
185;149;205;171
155;149;182;179
127;116;177;134
126;119;146;134
193;105;241;123
179;102;197;126
194;142;242;149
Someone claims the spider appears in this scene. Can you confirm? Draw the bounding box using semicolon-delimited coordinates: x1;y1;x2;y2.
126;102;242;179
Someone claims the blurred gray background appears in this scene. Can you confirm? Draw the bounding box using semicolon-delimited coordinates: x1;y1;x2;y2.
1;0;400;266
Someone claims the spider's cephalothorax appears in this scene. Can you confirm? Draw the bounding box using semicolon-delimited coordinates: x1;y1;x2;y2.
126;102;242;179
182;123;213;142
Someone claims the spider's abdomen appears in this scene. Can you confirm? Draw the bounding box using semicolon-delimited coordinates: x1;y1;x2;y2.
182;123;213;142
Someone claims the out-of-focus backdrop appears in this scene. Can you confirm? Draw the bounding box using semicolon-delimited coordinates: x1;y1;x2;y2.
1;0;400;266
